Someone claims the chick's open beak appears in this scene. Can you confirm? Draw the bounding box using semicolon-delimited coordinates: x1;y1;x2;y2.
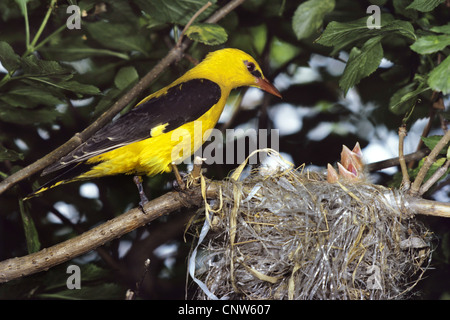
256;77;282;98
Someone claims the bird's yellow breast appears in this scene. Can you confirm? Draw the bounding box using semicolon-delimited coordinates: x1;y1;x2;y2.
80;92;229;179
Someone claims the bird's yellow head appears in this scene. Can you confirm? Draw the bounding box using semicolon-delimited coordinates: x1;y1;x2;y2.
191;48;282;98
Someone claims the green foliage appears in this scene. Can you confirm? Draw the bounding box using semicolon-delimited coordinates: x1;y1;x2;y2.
19;199;40;254
422;135;450;155
410;34;450;54
292;0;335;40
339;36;384;94
406;0;446;12
0;145;23;161
317;18;416;95
186;23;228;45
428;55;450;94
135;0;217;26
316;18;416;55
389;81;429;115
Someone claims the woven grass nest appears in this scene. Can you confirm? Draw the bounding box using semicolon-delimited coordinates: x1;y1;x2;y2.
188;149;433;300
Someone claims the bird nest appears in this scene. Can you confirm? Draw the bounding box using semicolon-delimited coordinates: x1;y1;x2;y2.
188;150;433;300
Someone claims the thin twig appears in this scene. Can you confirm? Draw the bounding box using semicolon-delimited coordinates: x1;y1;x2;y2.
439;112;448;133
126;258;151;300
176;1;213;47
419;159;450;195
409;129;450;196
408;93;439;169
365;149;429;172
205;0;246;24
398;125;411;190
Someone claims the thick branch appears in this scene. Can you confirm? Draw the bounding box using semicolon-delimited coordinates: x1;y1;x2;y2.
0;183;219;283
408;197;450;218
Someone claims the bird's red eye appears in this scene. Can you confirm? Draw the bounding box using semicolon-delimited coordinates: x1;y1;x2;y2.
244;60;262;78
246;61;255;72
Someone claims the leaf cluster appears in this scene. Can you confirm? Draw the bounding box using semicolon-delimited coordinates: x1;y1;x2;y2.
292;0;449;186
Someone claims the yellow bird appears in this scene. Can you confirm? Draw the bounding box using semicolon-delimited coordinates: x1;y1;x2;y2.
25;48;281;203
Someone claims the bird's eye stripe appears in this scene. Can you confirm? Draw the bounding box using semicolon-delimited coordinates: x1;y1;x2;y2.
251;70;262;78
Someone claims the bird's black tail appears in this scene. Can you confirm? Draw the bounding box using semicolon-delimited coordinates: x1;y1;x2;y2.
23;161;95;200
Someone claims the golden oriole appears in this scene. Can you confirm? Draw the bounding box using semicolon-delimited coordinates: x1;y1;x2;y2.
25;48;281;201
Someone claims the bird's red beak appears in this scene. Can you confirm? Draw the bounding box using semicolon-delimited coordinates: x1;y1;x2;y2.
256;78;282;98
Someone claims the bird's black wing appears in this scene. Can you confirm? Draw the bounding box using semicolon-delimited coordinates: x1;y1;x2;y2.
42;78;221;175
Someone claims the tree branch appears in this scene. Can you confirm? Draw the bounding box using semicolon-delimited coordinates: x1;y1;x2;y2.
409;129;450;196
0;0;247;196
398;125;411;190
419;159;450;195
365;149;429;172
407;197;450;218
2;173;450;283
0;182;220;283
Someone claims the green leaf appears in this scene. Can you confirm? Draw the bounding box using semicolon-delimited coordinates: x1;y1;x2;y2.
27;76;100;95
0;145;23;161
20;55;69;76
0;41;20;71
428;55;450;94
316;17;369;54
0;85;62;107
422;135;450;154
40;39;130;61
19;199;41;254
185;23;228;45
410;35;450;54
316;17;415;55
393;0;419;20
0;102;59;124
431;23;450;34
389;82;430;115
114;66;139;90
292;0;335;40
339;36;383;95
383;20;416;40
447;146;450;159
60;80;101;95
406;0;445;12
84;21;149;54
134;0;217;25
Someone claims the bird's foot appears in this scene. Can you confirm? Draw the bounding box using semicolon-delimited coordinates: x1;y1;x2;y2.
133;175;149;213
171;163;187;190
